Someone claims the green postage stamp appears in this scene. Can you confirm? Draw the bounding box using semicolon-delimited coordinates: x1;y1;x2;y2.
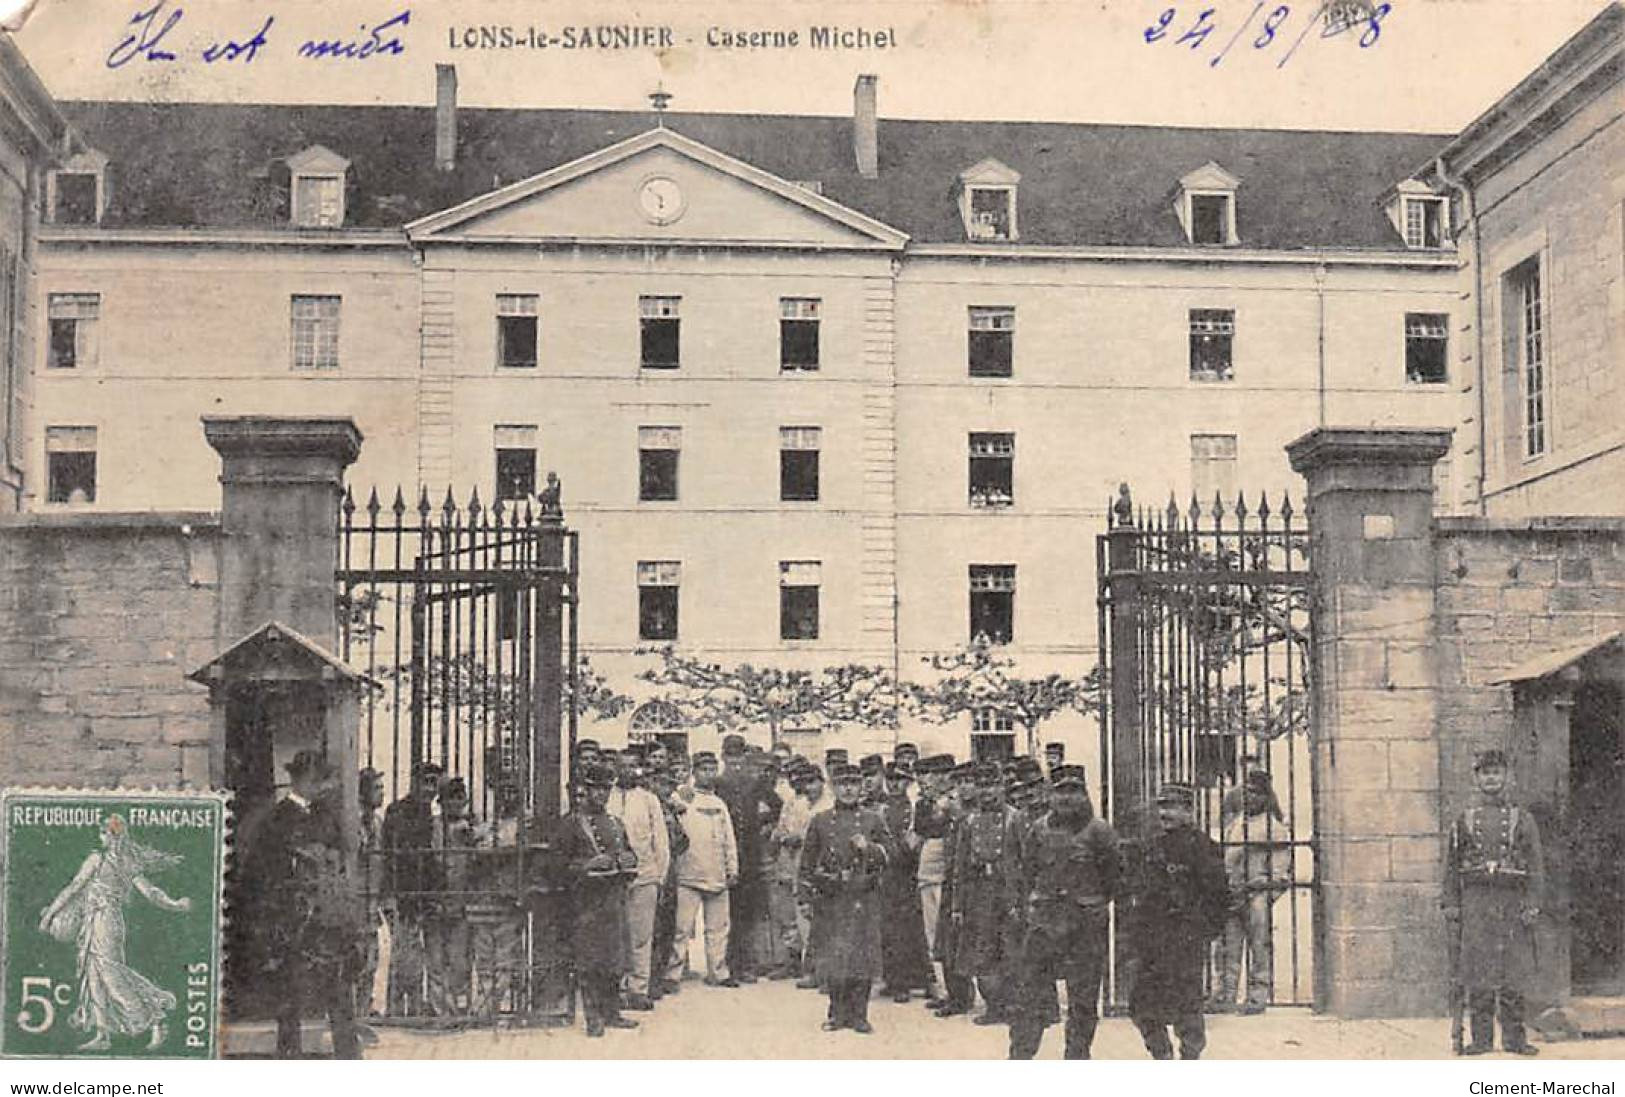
1;789;227;1059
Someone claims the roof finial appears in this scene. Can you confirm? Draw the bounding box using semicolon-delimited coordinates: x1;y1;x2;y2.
649;84;673;127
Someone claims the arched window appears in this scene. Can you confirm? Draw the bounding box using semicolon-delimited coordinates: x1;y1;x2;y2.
629;700;687;755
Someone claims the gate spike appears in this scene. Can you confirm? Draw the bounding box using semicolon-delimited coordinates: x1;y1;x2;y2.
1189;491;1202;524
1166;491;1179;528
1234;490;1248;523
491;496;506;524
1212;489;1226;523
522;499;534;525
1280;492;1295;521
417;486;432;518
468;486;482;524
366;487;381;520
1257;491;1271;522
391;486;406;519
341;486;355;518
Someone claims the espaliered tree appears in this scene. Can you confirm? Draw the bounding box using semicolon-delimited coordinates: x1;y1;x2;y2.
905;639;1103;758
634;646;898;745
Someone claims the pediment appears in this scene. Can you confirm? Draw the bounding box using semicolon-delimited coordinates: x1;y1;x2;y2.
408;129;906;249
959;157;1021;186
288;144;350;175
1179;161;1241;191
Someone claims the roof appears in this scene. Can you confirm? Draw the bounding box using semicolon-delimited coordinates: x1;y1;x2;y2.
188;620;373;687
57;99;1450;250
1489;632;1623;685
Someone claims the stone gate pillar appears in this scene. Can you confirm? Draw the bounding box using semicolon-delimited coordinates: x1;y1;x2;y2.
203;416;362;649
1286;426;1452;1017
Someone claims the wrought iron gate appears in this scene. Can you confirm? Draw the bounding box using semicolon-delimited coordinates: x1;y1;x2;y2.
335;481;580;1023
1097;484;1317;1008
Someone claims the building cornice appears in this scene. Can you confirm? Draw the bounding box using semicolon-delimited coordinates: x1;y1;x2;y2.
905;243;1462;269
39;226;410;249
0;34;68;159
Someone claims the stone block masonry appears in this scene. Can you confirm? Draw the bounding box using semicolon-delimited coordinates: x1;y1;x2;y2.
0;512;220;789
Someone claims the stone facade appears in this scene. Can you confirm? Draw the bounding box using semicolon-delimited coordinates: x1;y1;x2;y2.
0;512;219;787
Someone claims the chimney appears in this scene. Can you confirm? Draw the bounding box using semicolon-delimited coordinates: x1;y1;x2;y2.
435;64;458;172
853;74;878;179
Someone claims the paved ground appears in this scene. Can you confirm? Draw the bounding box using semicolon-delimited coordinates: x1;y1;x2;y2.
229;975;1625;1060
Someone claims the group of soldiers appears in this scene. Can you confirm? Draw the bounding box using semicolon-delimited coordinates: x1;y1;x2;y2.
253;733;1545;1060
559;735;1234;1058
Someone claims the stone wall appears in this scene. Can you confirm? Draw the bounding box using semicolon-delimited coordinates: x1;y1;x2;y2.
0;512;220;788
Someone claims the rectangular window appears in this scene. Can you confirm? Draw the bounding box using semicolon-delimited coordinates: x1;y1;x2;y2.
970;709;1015;762
968;306;1014;378
640;296;681;370
290;295;341;370
971;707;1014;733
969;432;1014;508
638;561;681;641
1404;197;1446;248
638;426;681;501
1191;434;1238;506
1190;194;1232;245
1404;313;1449;384
52;173;98;225
968;187;1013;240
779;426;821;502
779;560;821;640
496;294;539;369
294;175;342;228
494;425;537;502
46;293;99;370
969;564;1015;645
1189;308;1235;381
45;425;96;504
1510;258;1546;458
780;298;820;371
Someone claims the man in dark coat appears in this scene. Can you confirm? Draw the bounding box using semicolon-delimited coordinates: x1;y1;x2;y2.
1008;765;1120;1059
1123;782;1228;1060
799;763;891;1033
716;735;781;984
381;760;444;1016
950;763;1019;1025
263;750;361;1059
1444;748;1544;1056
879;763;934;1002
560;761;640;1037
647;764;689;1002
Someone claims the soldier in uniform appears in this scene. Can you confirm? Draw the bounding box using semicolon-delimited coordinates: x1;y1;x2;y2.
1123;783;1228;1060
560;761;640;1037
382;760;444;1016
646;763;690;1002
1444;748;1544;1056
799;763;892;1033
878;762;934;1002
355;767;386;1018
912;754;955;1007
932;761;979;1017
263;750;362;1059
1007;765;1119;1059
467;777;526;1020
951;762;1019;1026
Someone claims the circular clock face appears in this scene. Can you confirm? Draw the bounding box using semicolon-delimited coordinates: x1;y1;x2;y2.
637;176;686;225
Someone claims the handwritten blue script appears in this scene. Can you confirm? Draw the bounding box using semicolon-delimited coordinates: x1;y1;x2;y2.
1142;1;1390;69
106;2;410;68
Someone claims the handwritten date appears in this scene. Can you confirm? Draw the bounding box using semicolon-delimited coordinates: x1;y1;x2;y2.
1143;1;1391;69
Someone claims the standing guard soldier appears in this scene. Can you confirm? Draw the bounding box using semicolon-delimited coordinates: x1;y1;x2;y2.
264;750;362;1059
879;762;934;1002
1444;748;1544;1056
913;754;955;1007
933;761;979;1017
1123;782;1229;1060
951;762;1019;1025
799;763;892;1033
1007;765;1119;1059
560;761;640;1037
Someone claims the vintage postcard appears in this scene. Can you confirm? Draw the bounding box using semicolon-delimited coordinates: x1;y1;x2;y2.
0;0;1620;1067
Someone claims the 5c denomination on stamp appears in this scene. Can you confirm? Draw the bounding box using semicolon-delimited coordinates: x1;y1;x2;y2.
1;788;227;1059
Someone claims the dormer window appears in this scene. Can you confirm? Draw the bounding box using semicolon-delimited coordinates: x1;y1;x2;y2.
1384;180;1451;249
1404;196;1447;248
1175;162;1240;246
958;159;1020;242
46;150;109;226
287;145;350;228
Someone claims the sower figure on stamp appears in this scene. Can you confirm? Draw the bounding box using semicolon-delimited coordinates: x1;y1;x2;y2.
1007;765;1120;1060
560;761;640;1037
799;762;891;1033
262;750;362;1059
1122;783;1228;1060
1444;748;1544;1057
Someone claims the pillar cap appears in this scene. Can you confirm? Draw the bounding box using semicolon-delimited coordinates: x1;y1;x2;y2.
203;416;362;464
1286;426;1452;475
